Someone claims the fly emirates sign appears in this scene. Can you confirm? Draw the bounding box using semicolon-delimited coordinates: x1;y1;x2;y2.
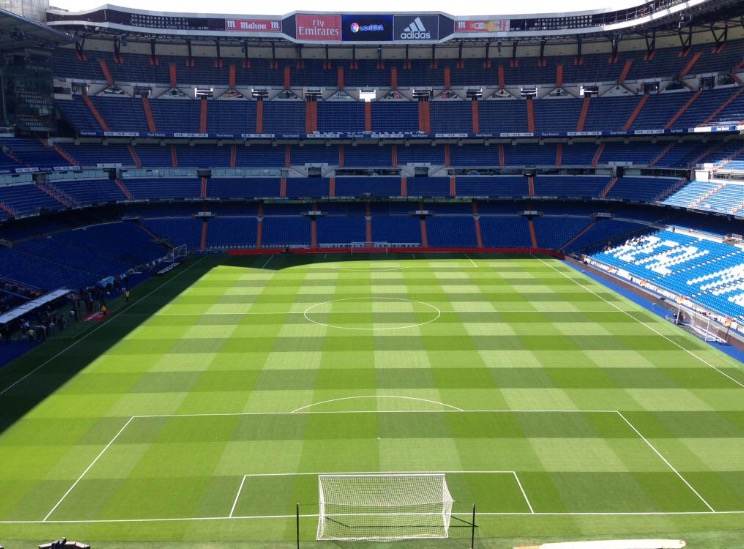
295;14;342;41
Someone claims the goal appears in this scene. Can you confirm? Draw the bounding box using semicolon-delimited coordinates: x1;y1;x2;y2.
165;244;188;263
670;307;730;343
316;473;454;541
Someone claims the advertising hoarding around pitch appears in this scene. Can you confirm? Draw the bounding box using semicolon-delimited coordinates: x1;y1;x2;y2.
295;14;342;41
341;14;393;41
225;19;280;32
393;15;439;41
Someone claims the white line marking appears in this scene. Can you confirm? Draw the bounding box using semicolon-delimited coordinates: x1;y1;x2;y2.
512;472;534;514
0;256;209;397
44;416;136;521
537;258;744;389
229;475;247;518
240;470;517;477
4;509;744;525
616;411;715;513
303;296;441;331
466;254;477;268
261;255;274;268
134;408;617;419
291;395;463;413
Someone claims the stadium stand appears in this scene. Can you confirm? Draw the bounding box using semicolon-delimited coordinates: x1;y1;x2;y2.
590;229;744;322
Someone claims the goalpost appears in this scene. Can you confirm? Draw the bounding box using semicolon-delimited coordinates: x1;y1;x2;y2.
670;306;730;344
165;244;188;263
316;473;454;541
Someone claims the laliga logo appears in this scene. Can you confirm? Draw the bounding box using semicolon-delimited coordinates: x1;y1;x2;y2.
350;22;360;33
400;17;431;40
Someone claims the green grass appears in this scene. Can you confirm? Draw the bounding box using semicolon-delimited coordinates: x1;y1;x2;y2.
1;253;743;548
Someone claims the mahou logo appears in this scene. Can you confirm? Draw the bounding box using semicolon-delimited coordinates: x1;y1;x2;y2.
400;17;430;40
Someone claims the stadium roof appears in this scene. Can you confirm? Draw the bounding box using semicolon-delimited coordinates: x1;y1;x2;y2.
0;6;71;50
45;0;744;45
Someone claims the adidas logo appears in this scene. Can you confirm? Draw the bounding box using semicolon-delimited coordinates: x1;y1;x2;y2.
400;17;431;40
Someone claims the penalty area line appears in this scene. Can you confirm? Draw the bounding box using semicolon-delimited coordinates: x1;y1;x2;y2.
229;475;247;518
43;416;136;522
616;411;715;513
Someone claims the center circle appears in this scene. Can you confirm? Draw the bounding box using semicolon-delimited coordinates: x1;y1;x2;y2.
303;297;440;331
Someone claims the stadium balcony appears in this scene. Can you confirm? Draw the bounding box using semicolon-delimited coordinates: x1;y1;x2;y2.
38;140;721;173
54;85;744;140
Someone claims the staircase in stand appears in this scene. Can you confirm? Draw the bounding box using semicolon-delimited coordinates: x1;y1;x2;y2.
114;178;134;200
472;202;483;249
689;182;725;209
199;220;208;252
653;178;688;202
256;204;264;248
47;142;78;166
127;145;142;168
142;96;158;132
230;145;237;168
717;144;744;168
82;95;110;132
599;177;619;198
677;51;702;79
199;98;208;133
0;201;16;218
649;143;674;167
200;176;208;199
526;98;536;133
622;94;649;131
36;180;79;209
528;219;538;248
365;203;372;245
576;96;590;131
561;221;595;251
689;143;721;167
665;90;701;129
701;87;744;125
419;217;428;248
591;143;605;167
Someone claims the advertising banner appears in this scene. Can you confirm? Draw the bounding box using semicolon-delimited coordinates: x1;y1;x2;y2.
341;14;393;41
393;15;438;41
295;14;341;41
225;18;280;32
455;19;510;33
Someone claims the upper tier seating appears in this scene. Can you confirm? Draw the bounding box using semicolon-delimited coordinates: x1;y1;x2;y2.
52;41;744;88
591;229;744;321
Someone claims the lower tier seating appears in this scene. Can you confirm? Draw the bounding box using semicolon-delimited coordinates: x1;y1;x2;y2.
591;229;744;321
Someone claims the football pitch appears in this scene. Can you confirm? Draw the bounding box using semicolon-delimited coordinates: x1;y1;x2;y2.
1;254;743;547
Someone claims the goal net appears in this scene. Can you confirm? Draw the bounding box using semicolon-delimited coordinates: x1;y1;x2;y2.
165;244;188;263
316;473;454;541
670;307;729;343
